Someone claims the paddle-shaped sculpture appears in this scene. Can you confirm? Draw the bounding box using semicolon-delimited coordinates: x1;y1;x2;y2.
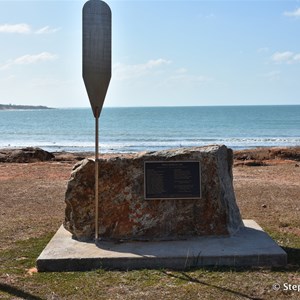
83;0;111;118
83;0;111;240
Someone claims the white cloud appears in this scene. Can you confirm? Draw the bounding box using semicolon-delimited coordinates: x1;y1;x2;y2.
113;58;171;80
14;52;58;64
293;53;300;62
163;67;213;87
113;59;212;89
0;23;60;35
0;52;58;70
35;26;61;34
272;51;294;62
146;59;171;68
284;7;300;18
0;23;31;34
271;51;300;64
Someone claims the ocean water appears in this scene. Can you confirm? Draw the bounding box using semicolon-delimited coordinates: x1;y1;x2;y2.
0;105;299;153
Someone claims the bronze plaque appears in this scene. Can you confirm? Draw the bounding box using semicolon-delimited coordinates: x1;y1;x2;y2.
144;161;201;200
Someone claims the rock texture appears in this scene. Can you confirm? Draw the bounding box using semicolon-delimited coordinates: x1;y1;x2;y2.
234;147;300;162
0;147;54;163
64;145;243;241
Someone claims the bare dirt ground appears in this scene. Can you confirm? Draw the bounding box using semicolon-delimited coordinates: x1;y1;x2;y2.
234;160;300;237
0;148;299;251
0;161;72;250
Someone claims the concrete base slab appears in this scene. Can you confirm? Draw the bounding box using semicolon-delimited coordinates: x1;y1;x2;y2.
36;220;287;271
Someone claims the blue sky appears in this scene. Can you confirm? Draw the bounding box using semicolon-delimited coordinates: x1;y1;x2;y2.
0;0;300;108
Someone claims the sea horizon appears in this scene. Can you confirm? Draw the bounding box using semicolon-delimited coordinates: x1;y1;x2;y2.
1;105;299;153
2;103;300;110
49;104;300;110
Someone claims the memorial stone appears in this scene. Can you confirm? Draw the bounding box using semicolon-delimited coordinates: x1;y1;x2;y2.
64;145;244;241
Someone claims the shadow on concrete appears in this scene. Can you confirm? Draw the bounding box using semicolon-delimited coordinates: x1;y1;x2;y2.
93;225;283;256
161;271;264;300
0;282;43;300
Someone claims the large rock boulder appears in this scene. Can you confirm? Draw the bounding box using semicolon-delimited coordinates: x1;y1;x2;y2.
0;147;54;163
64;145;243;241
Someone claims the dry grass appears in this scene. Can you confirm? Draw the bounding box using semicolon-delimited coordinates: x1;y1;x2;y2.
0;151;299;300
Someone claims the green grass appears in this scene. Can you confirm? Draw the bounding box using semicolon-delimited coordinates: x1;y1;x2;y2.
0;231;299;300
266;229;300;266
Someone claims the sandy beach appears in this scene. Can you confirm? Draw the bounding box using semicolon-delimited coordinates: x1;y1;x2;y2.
0;146;299;251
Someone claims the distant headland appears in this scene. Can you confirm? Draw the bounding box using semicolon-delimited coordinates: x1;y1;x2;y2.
0;104;53;110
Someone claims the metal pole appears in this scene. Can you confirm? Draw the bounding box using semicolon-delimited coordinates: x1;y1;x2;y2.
95;107;99;241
